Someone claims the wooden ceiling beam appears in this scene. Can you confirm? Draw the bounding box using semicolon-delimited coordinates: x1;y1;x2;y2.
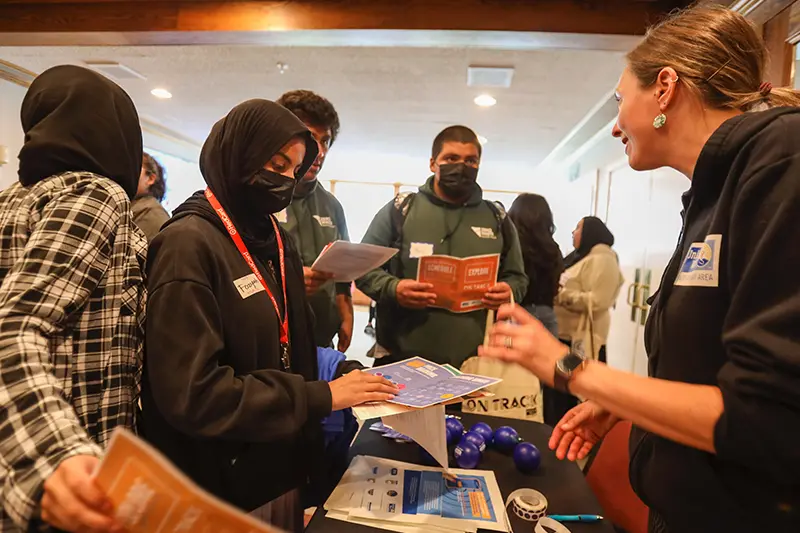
0;0;692;46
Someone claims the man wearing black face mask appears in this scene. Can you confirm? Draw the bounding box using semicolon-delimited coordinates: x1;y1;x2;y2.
357;125;528;369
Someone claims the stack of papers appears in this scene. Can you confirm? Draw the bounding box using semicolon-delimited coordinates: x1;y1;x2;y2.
352;358;502;468
325;455;508;533
370;422;413;442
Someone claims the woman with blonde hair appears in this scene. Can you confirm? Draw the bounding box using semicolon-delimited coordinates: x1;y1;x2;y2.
480;4;800;532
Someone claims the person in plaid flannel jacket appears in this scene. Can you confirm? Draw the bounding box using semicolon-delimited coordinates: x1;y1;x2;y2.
0;65;146;533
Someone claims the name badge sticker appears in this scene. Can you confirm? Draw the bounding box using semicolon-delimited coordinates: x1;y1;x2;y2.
674;234;722;287
471;226;497;239
313;215;335;228
233;273;266;299
409;242;434;259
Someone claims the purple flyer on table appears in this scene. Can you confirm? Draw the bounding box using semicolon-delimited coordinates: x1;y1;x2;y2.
365;357;501;409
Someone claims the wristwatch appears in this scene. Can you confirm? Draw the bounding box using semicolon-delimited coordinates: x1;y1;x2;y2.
553;350;588;393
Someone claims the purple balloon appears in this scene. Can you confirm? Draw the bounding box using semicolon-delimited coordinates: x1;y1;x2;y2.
461;431;486;453
454;441;481;469
493;426;520;453
514;442;541;473
470;422;494;444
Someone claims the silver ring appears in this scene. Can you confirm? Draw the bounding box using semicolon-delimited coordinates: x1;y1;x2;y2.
504;336;513;349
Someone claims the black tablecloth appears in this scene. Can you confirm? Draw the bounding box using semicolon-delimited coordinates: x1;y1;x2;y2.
307;413;613;533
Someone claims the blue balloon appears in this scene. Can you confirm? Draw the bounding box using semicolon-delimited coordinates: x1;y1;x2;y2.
493;426;520;453
446;424;462;445
514;442;541;473
470;422;494;444
445;417;464;436
461;431;486;453
454;441;481;469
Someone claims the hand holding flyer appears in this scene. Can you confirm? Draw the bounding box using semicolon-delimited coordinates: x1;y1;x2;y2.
93;429;281;533
416;254;500;313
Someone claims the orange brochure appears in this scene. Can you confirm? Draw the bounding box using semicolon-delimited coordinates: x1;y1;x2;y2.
94;429;281;533
416;254;500;313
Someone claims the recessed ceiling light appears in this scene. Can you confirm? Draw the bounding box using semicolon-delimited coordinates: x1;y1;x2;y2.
151;88;172;99
474;94;496;107
478;135;488;145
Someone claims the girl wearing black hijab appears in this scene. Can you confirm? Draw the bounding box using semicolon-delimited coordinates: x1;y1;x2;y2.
0;65;144;533
141;99;396;531
543;216;623;426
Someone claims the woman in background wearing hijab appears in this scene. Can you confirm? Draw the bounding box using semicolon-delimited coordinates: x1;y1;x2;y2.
0;65;145;533
141;99;397;531
545;216;623;426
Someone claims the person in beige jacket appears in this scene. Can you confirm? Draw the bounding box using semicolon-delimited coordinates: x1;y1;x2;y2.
545;216;623;426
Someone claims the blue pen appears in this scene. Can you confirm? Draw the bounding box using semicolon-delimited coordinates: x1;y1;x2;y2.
548;514;604;523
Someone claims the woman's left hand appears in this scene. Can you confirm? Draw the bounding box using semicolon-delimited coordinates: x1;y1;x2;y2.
478;303;568;387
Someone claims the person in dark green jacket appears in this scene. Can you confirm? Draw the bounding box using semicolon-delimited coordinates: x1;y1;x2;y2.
356;126;528;368
276;90;354;352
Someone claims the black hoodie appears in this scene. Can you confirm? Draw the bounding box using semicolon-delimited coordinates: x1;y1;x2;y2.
140;100;330;512
630;108;800;532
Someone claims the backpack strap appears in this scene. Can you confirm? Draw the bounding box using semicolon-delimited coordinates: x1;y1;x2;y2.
485;200;511;256
385;192;416;277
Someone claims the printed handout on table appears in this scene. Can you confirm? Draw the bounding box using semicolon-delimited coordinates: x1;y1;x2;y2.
324;455;507;532
364;357;501;409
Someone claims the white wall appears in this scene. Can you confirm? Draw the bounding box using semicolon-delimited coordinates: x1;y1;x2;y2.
0;81;26;191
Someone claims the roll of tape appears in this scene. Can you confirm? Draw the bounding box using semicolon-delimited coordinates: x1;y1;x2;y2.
504;489;572;533
505;489;548;522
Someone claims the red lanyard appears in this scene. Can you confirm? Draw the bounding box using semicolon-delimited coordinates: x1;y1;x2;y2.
205;188;290;367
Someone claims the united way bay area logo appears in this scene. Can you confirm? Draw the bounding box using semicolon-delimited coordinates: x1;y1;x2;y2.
675;234;721;288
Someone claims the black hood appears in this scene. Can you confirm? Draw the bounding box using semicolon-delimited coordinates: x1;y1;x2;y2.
197;99;317;251
18;65;142;199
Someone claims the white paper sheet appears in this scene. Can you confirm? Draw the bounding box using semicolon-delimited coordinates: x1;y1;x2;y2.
382;404;448;468
311;240;398;282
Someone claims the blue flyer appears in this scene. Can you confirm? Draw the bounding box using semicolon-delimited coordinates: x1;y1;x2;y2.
402;470;497;522
366;357;501;408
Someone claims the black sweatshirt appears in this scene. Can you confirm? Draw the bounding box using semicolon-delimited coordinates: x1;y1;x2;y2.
630;108;800;532
140;194;332;511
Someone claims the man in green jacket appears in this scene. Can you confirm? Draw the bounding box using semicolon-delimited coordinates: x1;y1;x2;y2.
276;90;354;352
357;126;528;368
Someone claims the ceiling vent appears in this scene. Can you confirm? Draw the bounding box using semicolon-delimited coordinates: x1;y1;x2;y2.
84;61;146;81
467;66;514;88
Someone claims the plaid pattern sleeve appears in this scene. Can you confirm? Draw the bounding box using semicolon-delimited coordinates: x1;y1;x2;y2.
0;173;146;532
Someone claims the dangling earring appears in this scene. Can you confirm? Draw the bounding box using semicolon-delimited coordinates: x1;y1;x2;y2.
653;113;667;129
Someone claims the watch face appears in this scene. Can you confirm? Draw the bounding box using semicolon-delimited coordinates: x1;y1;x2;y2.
559;352;586;373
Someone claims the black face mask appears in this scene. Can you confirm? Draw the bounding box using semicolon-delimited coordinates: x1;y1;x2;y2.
246;169;297;214
438;163;479;199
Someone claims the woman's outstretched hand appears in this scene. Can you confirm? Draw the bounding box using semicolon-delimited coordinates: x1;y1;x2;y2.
548;400;620;461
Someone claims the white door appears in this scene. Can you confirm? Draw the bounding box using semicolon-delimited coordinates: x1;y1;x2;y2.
634;168;688;372
602;164;688;375
603;161;653;374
